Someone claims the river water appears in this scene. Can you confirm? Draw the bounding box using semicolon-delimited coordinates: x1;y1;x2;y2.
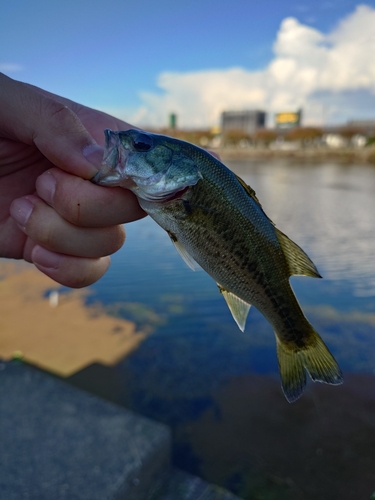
69;159;375;500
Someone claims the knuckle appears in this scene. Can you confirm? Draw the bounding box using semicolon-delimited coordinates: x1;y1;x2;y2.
66;188;89;226
23;200;58;250
41;97;85;135
69;273;91;289
59;199;83;226
50;176;96;227
66;258;109;289
109;225;126;253
91;226;125;257
36;224;57;250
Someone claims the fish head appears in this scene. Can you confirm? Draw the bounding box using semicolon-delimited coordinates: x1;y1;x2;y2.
92;129;202;202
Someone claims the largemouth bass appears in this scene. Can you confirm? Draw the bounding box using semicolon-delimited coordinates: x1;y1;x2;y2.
92;129;343;402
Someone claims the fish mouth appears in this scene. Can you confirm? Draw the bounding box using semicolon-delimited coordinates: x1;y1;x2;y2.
134;185;191;203
91;130;132;187
91;157;168;191
91;169;124;186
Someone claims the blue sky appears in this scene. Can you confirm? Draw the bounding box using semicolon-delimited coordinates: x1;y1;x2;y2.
1;0;375;127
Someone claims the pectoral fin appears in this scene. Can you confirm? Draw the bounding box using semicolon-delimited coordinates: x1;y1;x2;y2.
275;228;322;278
218;285;251;332
167;231;200;271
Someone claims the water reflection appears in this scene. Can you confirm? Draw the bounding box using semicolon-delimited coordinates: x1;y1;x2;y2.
70;160;375;500
233;160;375;296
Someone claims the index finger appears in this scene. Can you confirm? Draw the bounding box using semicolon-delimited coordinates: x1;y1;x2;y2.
36;168;146;227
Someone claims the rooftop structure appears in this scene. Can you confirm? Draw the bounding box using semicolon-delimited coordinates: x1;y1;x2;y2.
221;110;266;135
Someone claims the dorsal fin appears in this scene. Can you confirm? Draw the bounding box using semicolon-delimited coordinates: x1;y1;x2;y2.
234;173;320;279
235;174;262;205
275;228;322;278
217;285;251;331
235;174;277;226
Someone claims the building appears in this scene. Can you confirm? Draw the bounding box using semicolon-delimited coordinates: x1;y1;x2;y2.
221;110;266;135
347;119;375;136
168;113;177;130
275;109;302;129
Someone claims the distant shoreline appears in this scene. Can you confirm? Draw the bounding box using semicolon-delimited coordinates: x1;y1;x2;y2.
215;146;375;164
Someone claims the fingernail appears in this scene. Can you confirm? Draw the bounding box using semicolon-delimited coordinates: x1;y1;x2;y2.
37;171;56;205
32;246;62;270
10;197;34;228
82;144;104;168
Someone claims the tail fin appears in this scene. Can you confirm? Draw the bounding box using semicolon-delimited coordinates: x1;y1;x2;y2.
276;329;343;403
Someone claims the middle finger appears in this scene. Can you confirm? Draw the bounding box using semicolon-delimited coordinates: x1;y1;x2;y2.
10;194;125;258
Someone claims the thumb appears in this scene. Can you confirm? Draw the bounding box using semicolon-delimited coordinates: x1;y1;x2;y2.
0;74;103;178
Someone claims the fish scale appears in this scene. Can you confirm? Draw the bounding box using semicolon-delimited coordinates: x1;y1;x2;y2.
92;129;343;403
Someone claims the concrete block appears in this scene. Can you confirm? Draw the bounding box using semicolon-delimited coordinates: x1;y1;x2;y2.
155;468;243;500
0;362;171;500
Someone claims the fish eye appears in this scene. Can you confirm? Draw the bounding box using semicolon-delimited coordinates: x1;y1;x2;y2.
132;133;153;152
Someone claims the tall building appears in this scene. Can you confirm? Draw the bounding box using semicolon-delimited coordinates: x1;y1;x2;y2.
168;113;177;129
221;110;266;135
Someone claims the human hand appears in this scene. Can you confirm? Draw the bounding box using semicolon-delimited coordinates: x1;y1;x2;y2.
0;73;145;287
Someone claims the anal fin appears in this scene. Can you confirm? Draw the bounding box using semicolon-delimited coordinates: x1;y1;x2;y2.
218;285;251;332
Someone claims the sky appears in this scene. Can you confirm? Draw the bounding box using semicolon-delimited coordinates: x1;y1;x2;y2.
1;0;375;128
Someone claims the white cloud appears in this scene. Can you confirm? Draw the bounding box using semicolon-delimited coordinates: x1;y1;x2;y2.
125;4;375;128
0;63;24;73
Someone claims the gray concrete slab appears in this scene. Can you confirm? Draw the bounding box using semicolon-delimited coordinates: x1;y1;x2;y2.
0;362;171;500
154;468;242;500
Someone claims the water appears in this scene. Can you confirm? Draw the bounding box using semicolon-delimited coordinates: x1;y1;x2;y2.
68;159;375;500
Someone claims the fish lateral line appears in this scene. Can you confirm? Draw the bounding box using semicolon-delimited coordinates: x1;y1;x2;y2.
181;199;218;216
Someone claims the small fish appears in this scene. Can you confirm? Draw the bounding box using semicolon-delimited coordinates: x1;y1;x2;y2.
92;129;343;402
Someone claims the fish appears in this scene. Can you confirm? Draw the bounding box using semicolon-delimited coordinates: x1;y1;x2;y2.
92;129;343;402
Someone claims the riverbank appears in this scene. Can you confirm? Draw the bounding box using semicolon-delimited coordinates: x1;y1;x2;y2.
216;145;375;163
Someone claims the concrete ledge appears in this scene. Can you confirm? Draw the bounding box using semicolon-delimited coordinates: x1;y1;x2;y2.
0;362;171;500
156;468;242;500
